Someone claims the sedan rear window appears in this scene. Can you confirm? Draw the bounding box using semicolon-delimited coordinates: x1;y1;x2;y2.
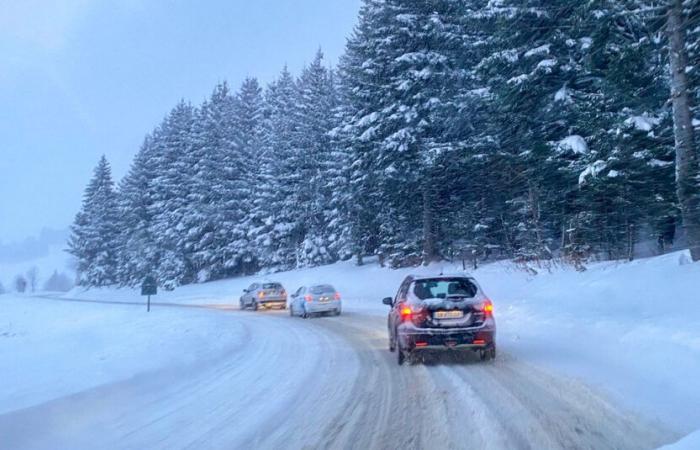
412;278;477;300
263;283;282;289
310;284;335;294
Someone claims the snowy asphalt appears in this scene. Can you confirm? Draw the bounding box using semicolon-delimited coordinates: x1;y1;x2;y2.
0;297;677;450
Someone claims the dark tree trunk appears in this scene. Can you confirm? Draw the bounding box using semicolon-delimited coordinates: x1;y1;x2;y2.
666;0;700;261
422;185;436;265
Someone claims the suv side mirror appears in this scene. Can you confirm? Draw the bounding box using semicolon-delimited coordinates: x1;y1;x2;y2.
243;288;248;293
382;297;393;306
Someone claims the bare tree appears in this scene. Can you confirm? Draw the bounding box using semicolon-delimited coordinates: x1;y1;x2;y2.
26;266;39;293
14;275;27;293
665;0;700;261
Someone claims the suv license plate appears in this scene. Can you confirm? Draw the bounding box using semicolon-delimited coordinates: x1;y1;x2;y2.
434;310;464;319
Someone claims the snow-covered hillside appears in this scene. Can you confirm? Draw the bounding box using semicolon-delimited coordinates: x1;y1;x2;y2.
1;251;698;448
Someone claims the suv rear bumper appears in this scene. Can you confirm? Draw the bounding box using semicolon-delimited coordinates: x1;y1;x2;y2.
398;323;495;351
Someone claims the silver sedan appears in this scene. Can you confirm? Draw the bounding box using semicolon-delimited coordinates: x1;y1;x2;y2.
289;284;342;318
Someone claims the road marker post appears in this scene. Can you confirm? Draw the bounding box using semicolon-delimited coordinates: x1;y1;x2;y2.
141;276;157;312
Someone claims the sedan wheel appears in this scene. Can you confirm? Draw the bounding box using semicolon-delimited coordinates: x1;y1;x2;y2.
289;305;294;316
252;301;259;311
239;299;245;310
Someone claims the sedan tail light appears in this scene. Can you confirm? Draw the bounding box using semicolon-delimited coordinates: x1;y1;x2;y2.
258;291;265;299
304;294;313;302
334;292;341;300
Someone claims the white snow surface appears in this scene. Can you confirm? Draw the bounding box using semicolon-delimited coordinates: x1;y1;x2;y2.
660;430;700;450
1;251;699;448
557;134;588;155
579;159;607;185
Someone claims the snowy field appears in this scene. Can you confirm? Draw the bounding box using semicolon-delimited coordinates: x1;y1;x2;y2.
1;251;699;448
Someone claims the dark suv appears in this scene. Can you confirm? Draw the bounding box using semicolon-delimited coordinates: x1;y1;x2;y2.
383;275;496;365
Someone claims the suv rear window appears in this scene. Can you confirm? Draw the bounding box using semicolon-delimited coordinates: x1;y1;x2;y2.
412;278;477;300
310;284;335;294
263;283;282;289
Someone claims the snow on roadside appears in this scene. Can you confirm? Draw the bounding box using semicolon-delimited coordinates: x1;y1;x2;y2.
659;430;700;450
0;294;245;414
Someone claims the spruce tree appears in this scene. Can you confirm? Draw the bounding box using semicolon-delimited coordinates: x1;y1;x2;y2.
115;135;159;285
68;155;119;286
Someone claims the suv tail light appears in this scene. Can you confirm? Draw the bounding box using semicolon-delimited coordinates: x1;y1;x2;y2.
481;299;494;317
399;303;427;324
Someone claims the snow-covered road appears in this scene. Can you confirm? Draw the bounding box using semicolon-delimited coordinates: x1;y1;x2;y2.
0;297;676;450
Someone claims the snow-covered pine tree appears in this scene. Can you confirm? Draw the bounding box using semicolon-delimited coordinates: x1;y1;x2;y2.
340;0;474;267
259;67;299;270
149;101;197;287
233;77;265;273
325;69;354;262
68;155;119;286
184;82;249;281
293;49;338;267
335;3;389;265
114;134;159;285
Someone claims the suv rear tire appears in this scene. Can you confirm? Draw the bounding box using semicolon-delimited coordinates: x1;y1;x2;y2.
480;345;496;361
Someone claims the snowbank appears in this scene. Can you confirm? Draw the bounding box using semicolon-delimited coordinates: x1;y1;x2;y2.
0;294;245;414
659;430;700;450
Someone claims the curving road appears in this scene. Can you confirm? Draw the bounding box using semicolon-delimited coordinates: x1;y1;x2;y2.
0;302;676;450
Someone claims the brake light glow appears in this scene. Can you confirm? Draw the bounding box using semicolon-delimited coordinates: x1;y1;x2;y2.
258;291;265;299
482;300;494;317
400;306;413;319
305;294;313;302
334;292;341;300
473;339;486;345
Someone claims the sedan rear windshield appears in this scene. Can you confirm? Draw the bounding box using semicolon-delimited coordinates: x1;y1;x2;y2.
412;278;477;300
263;283;282;289
310;285;335;294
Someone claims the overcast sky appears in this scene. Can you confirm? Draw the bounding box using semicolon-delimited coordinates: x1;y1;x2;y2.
0;0;360;244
